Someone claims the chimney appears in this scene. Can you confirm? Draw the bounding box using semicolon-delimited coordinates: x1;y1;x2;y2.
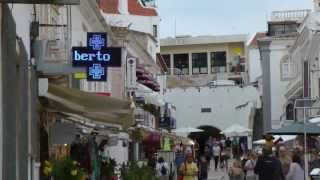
314;0;320;11
118;0;129;14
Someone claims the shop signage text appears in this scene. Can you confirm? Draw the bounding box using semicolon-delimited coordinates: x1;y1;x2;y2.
71;32;121;81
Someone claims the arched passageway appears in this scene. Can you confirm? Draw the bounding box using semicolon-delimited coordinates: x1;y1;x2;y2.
188;125;221;155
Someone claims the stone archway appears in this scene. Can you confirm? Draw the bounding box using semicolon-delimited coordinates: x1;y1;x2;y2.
188;125;221;155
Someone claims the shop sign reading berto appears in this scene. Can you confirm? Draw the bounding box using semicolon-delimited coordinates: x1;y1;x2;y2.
72;32;121;81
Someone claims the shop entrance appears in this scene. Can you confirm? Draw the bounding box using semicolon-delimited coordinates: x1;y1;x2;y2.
188;125;221;155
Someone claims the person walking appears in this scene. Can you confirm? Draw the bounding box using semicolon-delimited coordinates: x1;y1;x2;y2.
244;152;257;180
229;160;245;180
179;154;198;180
199;156;209;180
204;145;211;169
212;143;221;171
286;154;304;180
254;147;285;180
156;157;170;180
278;146;292;176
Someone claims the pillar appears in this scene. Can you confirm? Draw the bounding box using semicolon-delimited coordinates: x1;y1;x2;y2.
207;52;211;74
170;54;174;75
189;52;192;75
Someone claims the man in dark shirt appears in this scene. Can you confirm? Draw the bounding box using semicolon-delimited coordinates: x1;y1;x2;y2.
254;148;285;180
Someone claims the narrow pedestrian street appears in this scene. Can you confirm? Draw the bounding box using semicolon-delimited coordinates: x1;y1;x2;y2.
2;0;320;180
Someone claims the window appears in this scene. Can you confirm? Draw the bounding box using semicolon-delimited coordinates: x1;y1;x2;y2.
192;53;208;74
281;55;295;80
201;108;212;113
174;54;189;75
211;52;227;73
162;54;171;69
286;104;294;120
281;62;295;79
153;25;158;38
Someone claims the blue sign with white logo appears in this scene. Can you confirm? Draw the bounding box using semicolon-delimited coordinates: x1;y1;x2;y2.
87;32;107;50
71;32;122;81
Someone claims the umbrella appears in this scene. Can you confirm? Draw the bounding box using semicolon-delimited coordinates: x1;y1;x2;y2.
221;124;252;137
268;121;320;135
172;127;204;133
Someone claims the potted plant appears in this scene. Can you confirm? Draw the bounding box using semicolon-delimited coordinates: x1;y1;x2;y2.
43;157;86;180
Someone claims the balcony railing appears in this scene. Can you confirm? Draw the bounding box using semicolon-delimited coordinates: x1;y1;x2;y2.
270;9;311;22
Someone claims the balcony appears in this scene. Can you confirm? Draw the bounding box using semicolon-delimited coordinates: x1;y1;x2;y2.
270;9;311;22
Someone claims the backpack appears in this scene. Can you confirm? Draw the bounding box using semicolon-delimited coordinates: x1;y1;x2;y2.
161;164;168;175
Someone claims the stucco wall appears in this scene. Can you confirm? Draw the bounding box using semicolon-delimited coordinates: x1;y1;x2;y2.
104;13;160;52
269;48;290;129
260;39;294;131
248;48;262;82
164;86;260;131
11;4;33;58
2;5;32;179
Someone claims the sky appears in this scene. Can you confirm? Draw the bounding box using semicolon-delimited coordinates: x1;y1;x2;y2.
158;0;313;38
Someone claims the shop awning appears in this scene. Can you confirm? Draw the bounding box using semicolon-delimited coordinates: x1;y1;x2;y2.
40;84;134;128
135;83;165;106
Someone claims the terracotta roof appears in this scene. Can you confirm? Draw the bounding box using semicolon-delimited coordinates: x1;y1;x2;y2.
128;0;157;16
100;0;120;14
249;32;266;47
100;0;158;16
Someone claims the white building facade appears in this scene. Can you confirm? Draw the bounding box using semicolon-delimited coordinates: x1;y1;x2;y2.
160;35;248;86
283;1;320;123
247;33;265;83
258;10;310;131
164;85;261;133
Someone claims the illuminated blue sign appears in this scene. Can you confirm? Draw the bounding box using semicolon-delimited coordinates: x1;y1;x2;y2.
71;32;121;81
88;34;106;50
72;47;121;67
87;64;106;81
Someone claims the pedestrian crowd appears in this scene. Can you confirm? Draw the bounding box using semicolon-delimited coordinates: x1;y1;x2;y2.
154;136;320;180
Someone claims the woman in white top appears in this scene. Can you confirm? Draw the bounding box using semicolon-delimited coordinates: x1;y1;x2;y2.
212;144;221;170
244;152;257;180
286;154;304;180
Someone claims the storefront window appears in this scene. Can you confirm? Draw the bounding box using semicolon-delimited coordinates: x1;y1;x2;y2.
211;51;227;73
192;53;208;74
174;54;189;75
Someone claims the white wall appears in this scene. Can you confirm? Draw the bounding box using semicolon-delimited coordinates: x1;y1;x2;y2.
269;43;291;129
11;4;34;58
164;86;260;131
248;48;262;82
103;13;160;52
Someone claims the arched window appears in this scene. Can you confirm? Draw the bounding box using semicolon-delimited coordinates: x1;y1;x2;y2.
286;103;294;120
